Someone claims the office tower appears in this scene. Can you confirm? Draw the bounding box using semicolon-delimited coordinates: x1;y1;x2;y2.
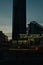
28;21;43;34
12;0;26;40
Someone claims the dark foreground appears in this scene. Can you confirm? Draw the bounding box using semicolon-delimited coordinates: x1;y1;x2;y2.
0;49;43;64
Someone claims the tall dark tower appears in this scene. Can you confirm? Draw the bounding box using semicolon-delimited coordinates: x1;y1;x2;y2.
12;0;26;40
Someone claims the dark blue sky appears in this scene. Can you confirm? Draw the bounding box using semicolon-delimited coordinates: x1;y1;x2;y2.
26;0;43;26
0;0;43;33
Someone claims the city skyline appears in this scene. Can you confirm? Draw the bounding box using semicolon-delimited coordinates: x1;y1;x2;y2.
0;0;43;36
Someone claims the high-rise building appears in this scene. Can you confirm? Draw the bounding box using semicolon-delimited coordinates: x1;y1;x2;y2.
12;0;26;40
28;21;43;34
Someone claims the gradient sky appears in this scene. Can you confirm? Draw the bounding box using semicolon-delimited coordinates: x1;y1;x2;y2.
26;0;43;26
0;0;43;34
0;0;13;33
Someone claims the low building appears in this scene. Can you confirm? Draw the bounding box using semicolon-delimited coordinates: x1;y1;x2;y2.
0;31;8;43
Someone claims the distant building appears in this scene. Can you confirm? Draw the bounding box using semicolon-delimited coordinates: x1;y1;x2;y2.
0;31;8;43
28;21;43;34
12;0;26;40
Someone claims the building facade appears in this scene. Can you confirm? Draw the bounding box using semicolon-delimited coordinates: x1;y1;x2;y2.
0;31;8;43
12;0;26;40
28;21;43;34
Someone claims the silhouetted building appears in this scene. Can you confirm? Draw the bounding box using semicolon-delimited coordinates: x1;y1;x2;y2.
12;0;26;40
28;21;43;34
27;24;30;34
0;31;8;43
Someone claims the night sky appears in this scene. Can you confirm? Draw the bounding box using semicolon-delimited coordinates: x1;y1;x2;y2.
0;0;43;34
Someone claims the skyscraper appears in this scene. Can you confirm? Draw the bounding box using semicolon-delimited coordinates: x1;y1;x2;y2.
12;0;26;40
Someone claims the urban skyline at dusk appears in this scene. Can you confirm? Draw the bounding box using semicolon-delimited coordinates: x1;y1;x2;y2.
0;0;43;39
0;0;43;63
